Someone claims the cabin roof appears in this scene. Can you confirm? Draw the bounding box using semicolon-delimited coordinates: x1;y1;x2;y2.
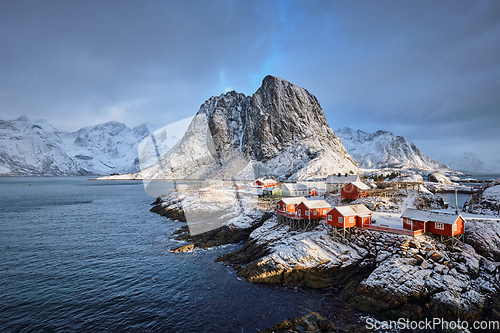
401;208;462;225
326;174;359;184
279;197;307;205
349;181;371;190
302;200;331;209
334;204;371;217
282;183;308;191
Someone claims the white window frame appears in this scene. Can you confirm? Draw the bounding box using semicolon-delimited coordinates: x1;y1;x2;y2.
277;203;280;209
305;210;309;216
338;217;343;225
328;215;332;221
453;224;457;232
298;209;301;215
435;222;444;230
313;210;317;216
349;216;354;224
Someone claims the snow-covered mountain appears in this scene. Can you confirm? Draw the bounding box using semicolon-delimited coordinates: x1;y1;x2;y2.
446;152;499;174
336;127;448;170
0;116;168;176
129;75;359;181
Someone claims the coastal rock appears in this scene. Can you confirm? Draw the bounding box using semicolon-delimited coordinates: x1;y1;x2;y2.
463;178;500;216
428;172;455;185
258;312;339;333
218;218;499;322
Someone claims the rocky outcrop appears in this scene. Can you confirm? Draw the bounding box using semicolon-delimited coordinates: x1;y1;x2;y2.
131;76;358;180
428;172;454;185
218;218;500;321
258;312;348;333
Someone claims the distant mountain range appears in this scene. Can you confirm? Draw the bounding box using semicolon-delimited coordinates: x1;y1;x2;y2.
1;77;457;178
0;116;163;176
336;127;449;171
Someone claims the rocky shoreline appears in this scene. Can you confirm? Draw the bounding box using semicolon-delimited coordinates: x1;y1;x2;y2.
151;189;500;327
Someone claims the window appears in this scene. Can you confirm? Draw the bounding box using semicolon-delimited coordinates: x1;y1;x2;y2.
349;216;354;224
313;211;317;215
298;209;301;215
338;217;343;224
306;210;309;216
328;215;332;221
277;204;280;209
435;222;444;230
453;224;457;232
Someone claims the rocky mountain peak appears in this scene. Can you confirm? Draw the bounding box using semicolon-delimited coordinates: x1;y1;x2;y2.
137;76;358;180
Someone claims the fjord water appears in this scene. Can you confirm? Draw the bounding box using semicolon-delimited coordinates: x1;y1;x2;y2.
0;177;351;332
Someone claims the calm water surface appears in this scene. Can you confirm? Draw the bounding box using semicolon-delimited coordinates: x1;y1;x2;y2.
0;177;360;332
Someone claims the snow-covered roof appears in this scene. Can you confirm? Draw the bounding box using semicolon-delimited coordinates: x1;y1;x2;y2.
303;200;331;209
350;181;370;190
334;204;371;217
280;197;307;205
326;174;359;184
401;208;462;225
282;183;308;191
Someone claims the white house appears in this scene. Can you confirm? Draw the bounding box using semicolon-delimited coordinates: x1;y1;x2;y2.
325;174;360;193
281;183;309;197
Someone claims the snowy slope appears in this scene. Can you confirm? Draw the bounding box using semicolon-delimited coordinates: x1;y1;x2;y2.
0;116;185;176
446;152;499;174
129;76;358;181
336;127;448;170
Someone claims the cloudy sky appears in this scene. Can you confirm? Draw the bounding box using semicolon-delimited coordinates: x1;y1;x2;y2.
1;0;499;171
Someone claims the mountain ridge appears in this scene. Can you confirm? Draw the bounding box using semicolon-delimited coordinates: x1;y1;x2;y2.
336;127;449;170
128;75;359;180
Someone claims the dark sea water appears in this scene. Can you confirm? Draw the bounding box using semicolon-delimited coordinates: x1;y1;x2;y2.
0;177;360;333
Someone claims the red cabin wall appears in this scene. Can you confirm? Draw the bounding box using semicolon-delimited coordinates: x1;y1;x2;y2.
356;216;371;227
296;202;308;219
341;183;360;200
327;210;343;227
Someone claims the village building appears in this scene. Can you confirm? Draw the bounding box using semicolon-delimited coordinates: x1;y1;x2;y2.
262;187;282;198
341;181;371;201
252;178;277;190
281;183;309;197
276;197;307;213
327;204;372;228
326;174;360;193
232;184;244;190
198;188;211;196
296;200;331;220
401;208;465;238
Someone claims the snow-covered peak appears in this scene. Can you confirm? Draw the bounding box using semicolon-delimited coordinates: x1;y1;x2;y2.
0;116;184;176
336;127;448;171
129;76;358;180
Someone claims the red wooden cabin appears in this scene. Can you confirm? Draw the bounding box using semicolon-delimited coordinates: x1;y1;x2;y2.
401;208;465;237
327;204;372;228
276;197;306;214
341;181;370;201
296;200;331;220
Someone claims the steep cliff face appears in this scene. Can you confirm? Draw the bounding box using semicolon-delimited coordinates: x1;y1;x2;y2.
336;127;448;170
135;75;358;180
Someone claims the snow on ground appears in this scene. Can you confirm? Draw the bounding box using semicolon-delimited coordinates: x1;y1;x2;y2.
371;212;405;229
